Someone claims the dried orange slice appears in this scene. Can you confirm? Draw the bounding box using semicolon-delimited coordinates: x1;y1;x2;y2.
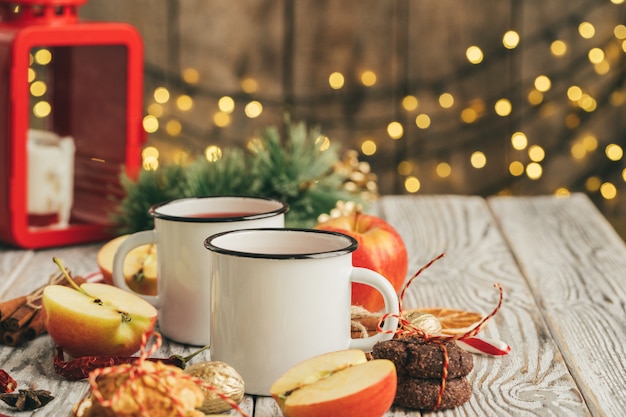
407;307;483;335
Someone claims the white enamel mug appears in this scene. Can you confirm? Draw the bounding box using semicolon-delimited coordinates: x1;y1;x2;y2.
204;228;400;396
112;196;288;345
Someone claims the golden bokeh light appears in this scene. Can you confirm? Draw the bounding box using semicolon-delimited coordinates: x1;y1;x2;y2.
387;121;404;139
555;188;571;197
154;87;170;104
436;162;452;178
588;47;605;64
142;156;159;171
571;142;586;159
241;77;258;93
509;161;524;176
165;119;182;136
147;103;164;117
402;95;419;111
34;49;52;65
586;176;601;191
578;22;596;39
176;94;193;111
438;92;454;109
415;114;431;129
244;101;263;118
360;70;377;86
142;146;159;160
32;101;51;118
461;107;478;123
30;80;46;97
205;145;223;162
605;143;623;161
213;111;231;127
582;134;598;152
511;131;528;150
567;86;583;101
550;40;567;56
182;68;200;84
528;145;545;162
526;162;543;180
329;72;345;89
494;98;512;116
397;161;413;176
600;182;617;199
404;176;421;193
218;96;235;113
361;139;377;156
470;151;487;168
143;115;159;133
528;90;544;105
502;30;520;49
534;75;551;92
466;45;484;64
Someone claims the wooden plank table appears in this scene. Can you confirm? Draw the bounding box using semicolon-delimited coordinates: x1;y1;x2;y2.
0;193;624;416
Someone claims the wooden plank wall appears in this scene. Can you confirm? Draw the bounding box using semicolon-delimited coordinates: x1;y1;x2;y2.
78;1;626;208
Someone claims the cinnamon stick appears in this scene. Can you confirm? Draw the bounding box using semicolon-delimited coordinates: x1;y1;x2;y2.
0;296;27;322
2;304;38;331
23;310;46;341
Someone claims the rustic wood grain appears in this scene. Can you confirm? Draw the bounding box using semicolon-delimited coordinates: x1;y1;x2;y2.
488;193;626;417
0;195;618;416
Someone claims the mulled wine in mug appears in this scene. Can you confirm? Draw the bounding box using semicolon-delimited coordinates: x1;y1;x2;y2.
204;228;400;396
112;196;288;346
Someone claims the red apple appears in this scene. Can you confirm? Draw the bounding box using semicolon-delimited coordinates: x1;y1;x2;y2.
42;281;157;357
316;212;408;312
270;349;397;417
97;235;158;296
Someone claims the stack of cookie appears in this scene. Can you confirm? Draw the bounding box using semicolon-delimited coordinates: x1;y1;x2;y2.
372;336;474;411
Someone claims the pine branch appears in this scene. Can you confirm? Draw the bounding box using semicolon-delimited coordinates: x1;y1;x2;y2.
111;119;368;234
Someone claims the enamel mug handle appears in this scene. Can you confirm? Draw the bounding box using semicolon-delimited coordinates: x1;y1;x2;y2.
348;267;399;351
112;230;160;307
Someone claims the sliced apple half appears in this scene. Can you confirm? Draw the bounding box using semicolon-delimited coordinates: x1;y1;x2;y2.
270;349;397;417
42;282;158;358
97;235;158;295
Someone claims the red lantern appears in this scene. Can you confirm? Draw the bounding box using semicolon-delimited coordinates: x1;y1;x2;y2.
0;0;144;248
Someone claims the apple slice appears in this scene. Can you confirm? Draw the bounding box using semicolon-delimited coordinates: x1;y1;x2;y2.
97;235;158;295
270;349;397;417
42;282;157;358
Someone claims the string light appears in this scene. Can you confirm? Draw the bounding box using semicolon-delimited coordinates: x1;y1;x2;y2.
387;121;403;139
328;72;345;89
415;114;431;129
470;151;487;168
133;0;626;210
361;139;377;156
405;176;421;193
402;95;418;111
143;115;159;133
153;87;170;104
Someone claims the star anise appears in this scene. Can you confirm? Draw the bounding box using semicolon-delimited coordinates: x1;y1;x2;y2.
0;389;54;411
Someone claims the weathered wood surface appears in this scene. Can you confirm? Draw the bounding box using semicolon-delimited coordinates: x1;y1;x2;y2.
488;194;626;417
0;194;622;416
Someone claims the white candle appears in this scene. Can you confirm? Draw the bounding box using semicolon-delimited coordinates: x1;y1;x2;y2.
27;129;75;227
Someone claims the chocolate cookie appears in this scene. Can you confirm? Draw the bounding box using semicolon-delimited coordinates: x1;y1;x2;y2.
394;375;472;410
372;336;473;379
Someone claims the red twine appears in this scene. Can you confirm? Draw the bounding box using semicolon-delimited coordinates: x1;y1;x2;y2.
377;253;505;411
88;331;249;417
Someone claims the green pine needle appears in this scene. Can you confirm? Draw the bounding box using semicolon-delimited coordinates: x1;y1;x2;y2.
112;119;367;233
